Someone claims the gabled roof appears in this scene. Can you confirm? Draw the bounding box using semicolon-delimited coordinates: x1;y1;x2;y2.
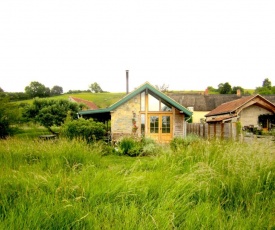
205;94;275;117
79;82;192;117
168;93;275;112
69;96;98;110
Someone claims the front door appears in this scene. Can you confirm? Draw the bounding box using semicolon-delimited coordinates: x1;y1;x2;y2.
147;114;173;143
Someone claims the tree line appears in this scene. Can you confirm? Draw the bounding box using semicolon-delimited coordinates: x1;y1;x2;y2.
1;78;274;101
207;78;275;95
0;81;106;101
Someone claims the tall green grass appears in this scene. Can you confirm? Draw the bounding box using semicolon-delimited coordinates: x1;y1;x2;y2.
0;137;274;229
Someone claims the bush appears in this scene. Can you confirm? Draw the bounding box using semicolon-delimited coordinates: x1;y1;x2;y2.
0;95;21;138
61;118;106;143
0;119;10;138
170;135;201;152
117;136;142;156
117;136;159;157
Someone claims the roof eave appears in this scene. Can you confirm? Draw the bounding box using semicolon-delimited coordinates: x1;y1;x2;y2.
79;82;192;117
78;108;110;115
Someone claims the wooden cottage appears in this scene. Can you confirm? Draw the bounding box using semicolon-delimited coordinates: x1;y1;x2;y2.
78;82;192;143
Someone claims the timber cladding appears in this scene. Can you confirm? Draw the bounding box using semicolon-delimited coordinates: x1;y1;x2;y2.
186;122;237;140
174;109;184;137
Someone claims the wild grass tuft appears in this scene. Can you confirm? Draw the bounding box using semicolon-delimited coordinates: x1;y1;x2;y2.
0;137;274;229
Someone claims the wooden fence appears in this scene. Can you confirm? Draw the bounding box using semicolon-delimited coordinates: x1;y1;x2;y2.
186;122;238;140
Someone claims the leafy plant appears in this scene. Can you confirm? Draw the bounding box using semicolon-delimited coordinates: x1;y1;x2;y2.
117;136;142;156
22;98;80;134
117;136;159;157
61;118;106;143
170;135;201;151
0;95;21;138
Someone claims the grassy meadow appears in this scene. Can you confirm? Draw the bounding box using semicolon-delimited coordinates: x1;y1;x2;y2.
0;136;274;229
16;92;126;109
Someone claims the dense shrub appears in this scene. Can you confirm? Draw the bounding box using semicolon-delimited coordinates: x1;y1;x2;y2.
61;118;106;142
117;136;159;157
0;95;21;138
170;135;201;151
0;119;10;138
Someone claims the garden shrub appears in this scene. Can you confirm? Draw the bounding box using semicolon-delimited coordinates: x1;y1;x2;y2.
117;136;142;156
170;135;201;151
61;118;106;143
117;136;159;157
140;137;159;156
0;119;10;139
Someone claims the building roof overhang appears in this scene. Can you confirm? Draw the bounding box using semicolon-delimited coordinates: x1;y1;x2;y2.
79;82;192;117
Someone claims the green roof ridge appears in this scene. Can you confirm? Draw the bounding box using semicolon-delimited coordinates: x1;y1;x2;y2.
79;82;192;117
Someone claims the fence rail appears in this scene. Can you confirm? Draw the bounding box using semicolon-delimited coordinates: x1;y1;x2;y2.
186;122;237;140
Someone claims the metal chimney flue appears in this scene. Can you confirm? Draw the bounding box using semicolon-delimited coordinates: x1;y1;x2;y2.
126;70;129;94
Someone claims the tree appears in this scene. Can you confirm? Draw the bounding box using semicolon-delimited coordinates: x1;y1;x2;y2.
207;86;218;93
89;82;103;93
25;81;50;98
0;87;4;93
50;85;63;96
155;84;169;92
255;87;272;95
61;118;106;142
6;92;29;101
254;78;273;95
22;98;80;133
262;78;271;89
0;94;21;138
232;86;244;95
218;82;232;94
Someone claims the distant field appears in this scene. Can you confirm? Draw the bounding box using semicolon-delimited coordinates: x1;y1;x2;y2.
16;92;126;108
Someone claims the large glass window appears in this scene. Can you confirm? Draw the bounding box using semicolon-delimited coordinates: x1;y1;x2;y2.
161;102;172;111
150;116;159;133
148;93;172;111
148;94;159;111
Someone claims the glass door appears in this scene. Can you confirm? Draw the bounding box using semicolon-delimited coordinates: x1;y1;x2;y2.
148;114;172;142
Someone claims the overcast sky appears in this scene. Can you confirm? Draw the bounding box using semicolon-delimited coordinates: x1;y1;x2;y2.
1;0;275;93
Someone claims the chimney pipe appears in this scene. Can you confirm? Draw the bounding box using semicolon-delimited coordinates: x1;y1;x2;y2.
126;70;129;94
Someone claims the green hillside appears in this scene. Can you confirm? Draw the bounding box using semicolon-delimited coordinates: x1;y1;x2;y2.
17;92;126;109
14;88;255;109
57;92;126;108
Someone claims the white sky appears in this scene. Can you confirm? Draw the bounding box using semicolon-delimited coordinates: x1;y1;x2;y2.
1;0;275;93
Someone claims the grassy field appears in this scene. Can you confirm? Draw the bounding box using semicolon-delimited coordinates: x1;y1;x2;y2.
18;92;126;109
0;136;274;229
15;88;256;109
